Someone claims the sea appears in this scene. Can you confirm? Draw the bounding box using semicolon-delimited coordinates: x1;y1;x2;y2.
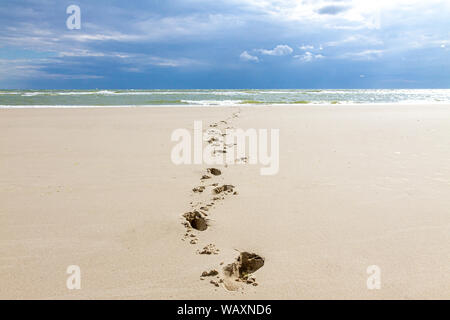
1;89;450;108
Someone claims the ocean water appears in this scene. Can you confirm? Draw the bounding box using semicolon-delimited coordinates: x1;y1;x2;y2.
1;89;450;107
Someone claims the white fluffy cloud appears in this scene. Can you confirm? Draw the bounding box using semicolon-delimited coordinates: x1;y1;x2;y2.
294;52;325;62
240;50;259;62
258;44;293;56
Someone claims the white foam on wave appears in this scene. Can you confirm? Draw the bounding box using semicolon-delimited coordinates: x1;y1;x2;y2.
180;100;243;105
56;91;110;95
22;92;46;96
87;90;253;96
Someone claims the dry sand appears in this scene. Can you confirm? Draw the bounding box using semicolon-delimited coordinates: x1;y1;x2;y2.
0;104;449;299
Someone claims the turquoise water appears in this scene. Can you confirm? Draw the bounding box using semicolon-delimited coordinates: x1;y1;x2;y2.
1;89;450;107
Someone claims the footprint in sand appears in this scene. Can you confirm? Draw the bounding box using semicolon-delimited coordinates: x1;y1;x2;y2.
222;252;265;290
201;269;219;277
207;137;218;144
192;186;206;193
200;269;222;287
183;211;208;231
198;244;220;255
180;110;260;291
213;184;235;195
207;168;222;176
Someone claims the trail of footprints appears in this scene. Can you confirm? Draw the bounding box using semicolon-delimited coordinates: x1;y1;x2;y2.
181;110;265;291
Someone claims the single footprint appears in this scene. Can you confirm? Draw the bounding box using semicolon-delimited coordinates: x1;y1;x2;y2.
193;186;206;193
201;269;219;277
222;252;265;290
198;244;220;255
213;184;235;194
183;211;208;231
207;168;222;176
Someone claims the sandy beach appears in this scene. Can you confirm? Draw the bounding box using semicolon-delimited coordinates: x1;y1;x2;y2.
0;104;449;299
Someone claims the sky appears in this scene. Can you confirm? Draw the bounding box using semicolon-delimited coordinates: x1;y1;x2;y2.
0;0;449;89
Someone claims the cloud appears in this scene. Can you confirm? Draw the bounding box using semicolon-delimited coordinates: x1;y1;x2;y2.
258;44;293;56
0;58;103;80
317;5;350;15
0;49;201;84
299;45;314;50
133;14;245;42
58;49;113;58
339;49;384;60
240;51;259;62
140;56;202;67
61;33;140;43
293;52;324;62
325;35;383;47
1;0;450;88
